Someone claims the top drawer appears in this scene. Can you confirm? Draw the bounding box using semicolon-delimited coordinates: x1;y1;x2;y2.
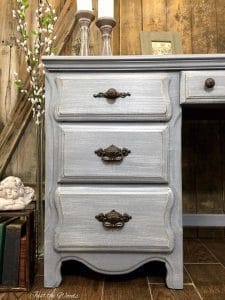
181;71;225;104
54;73;172;121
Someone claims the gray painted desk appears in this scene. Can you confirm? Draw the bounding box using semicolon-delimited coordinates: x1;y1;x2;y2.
43;54;225;289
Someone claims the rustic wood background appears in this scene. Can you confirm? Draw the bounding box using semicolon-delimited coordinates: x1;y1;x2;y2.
0;0;225;236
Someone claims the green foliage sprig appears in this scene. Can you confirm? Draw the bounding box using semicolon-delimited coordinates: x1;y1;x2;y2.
13;0;57;125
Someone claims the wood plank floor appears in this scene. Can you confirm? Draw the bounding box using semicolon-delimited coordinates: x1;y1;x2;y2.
1;238;225;300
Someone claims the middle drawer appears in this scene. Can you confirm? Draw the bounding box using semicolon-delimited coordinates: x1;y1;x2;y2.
57;123;169;183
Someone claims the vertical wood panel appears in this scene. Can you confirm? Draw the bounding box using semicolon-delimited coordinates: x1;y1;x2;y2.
167;0;192;53
58;0;77;55
191;0;217;53
0;46;18;125
1;0;38;183
216;0;225;53
4;122;36;185
0;0;19;173
19;0;37;182
90;0;101;56
26;0;39;47
15;122;36;184
0;0;16;44
0;0;18;126
142;0;167;31
112;0;120;55
120;0;142;55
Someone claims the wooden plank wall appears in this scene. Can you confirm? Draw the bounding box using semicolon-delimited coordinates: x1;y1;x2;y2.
0;0;37;184
1;0;225;236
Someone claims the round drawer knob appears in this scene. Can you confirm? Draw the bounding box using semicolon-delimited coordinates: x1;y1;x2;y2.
205;78;215;89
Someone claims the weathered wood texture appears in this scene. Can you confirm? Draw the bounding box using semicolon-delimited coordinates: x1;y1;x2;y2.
191;0;217;54
1;0;225;234
120;0;142;55
0;0;77;180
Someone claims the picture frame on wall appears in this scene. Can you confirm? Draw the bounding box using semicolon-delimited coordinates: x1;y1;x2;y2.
140;31;182;55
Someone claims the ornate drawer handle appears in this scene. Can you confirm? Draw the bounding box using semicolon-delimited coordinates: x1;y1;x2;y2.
205;78;215;89
93;88;131;99
95;209;132;229
95;144;131;162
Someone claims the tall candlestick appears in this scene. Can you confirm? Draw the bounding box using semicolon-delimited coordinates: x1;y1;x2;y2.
95;17;116;55
75;9;95;55
98;0;114;18
77;0;92;11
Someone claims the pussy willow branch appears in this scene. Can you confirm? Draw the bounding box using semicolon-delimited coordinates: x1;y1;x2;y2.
13;0;57;125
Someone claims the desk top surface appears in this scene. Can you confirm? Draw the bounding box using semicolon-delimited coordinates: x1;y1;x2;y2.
43;54;225;72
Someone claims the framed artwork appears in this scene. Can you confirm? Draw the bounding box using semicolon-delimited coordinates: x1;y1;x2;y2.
140;31;182;55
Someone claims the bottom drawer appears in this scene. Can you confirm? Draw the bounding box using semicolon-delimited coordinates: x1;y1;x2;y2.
54;185;174;252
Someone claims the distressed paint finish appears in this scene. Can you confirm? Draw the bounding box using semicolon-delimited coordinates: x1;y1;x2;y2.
55;73;172;121
54;186;174;252
58;124;169;183
181;71;225;104
44;56;183;289
1;0;225;227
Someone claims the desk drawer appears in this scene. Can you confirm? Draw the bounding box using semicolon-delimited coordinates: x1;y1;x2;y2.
181;71;225;104
54;185;174;252
55;73;172;121
58;123;169;183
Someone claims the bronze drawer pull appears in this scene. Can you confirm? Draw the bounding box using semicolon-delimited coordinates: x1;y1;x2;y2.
95;144;131;162
95;209;132;229
205;78;215;89
93;88;131;99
